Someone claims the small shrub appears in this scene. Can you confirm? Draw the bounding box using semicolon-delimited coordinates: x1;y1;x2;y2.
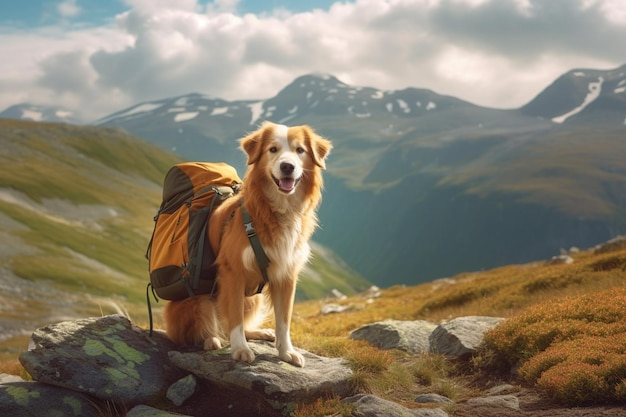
480;287;626;405
292;397;355;417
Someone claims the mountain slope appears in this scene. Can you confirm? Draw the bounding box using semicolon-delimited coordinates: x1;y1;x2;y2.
0;119;369;359
521;64;626;125
93;67;626;286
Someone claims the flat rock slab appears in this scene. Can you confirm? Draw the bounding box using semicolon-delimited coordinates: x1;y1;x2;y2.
169;341;353;415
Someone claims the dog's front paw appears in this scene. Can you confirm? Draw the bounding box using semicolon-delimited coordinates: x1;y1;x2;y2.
279;350;305;367
232;347;255;363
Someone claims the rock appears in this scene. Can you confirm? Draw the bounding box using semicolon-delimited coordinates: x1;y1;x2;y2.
415;393;453;405
126;404;192;416
349;320;437;354
331;288;348;299
429;316;505;359
168;340;353;415
466;394;520;410
166;374;197;407
486;384;518;395
360;285;382;299
342;394;449;416
320;303;353;314
0;380;101;417
546;254;574;265
594;235;626;254
19;314;184;407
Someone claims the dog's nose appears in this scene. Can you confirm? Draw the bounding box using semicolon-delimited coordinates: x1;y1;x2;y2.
280;162;295;175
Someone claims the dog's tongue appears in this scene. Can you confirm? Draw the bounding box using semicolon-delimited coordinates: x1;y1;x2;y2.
279;177;295;192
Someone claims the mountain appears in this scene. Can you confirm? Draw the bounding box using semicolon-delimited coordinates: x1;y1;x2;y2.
93;66;626;287
0;119;369;360
0;103;81;124
521;64;626;125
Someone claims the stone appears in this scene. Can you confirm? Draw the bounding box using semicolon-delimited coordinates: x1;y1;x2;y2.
126;404;192;416
166;374;197;407
19;314;184;407
168;340;353;415
595;235;626;254
486;384;518;395
415;393;453;404
429;316;505;359
342;394;449;417
0;380;101;417
349;320;437;354
466;394;520;410
546;254;574;265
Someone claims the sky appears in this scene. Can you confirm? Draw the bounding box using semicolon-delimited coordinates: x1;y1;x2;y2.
1;0;625;122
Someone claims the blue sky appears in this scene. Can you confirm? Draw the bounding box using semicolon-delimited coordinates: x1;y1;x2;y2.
1;1;343;27
0;0;624;122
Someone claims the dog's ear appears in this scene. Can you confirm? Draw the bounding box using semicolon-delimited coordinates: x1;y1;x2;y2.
240;123;273;165
303;126;333;169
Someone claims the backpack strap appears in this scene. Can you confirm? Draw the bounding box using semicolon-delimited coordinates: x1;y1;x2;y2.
188;187;223;296
239;199;270;294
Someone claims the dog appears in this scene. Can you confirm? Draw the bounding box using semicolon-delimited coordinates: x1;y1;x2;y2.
163;122;332;367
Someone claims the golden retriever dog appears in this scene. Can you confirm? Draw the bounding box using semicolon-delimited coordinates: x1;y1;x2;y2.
164;122;332;367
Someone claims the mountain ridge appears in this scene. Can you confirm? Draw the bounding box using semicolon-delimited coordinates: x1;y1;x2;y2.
2;65;625;287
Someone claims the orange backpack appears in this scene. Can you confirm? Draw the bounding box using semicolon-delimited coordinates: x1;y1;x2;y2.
145;162;242;329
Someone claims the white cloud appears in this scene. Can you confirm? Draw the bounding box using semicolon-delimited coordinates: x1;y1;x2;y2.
0;0;624;122
57;0;81;18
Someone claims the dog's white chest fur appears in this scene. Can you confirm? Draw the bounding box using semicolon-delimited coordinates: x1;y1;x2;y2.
242;217;310;283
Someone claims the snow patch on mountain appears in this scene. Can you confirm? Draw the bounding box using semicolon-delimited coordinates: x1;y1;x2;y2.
174;112;199;122
552;77;604;123
99;103;162;124
248;101;264;125
210;107;229;116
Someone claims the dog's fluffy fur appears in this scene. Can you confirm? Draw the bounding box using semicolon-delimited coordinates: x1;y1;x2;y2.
163;122;332;367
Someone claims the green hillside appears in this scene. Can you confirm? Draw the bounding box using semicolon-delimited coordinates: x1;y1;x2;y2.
0;119;369;360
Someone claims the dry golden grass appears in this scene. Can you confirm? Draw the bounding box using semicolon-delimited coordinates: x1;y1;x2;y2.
289;244;626;413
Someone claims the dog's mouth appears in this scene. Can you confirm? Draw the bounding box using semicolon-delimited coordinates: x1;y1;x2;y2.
272;174;301;193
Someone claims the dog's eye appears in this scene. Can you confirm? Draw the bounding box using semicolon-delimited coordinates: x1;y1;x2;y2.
296;147;305;154
269;146;278;153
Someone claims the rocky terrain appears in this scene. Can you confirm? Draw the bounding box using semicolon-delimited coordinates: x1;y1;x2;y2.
3;311;626;416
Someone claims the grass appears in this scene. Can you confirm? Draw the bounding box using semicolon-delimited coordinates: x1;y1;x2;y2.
287;243;626;414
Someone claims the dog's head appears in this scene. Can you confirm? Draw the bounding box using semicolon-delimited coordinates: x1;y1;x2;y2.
240;122;332;197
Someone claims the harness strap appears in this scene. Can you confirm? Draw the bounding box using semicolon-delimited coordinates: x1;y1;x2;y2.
239;199;270;294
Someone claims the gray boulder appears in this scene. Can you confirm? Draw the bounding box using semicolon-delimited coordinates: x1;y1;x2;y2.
169;340;353;415
429;316;505;359
19;314;184;406
349;320;436;354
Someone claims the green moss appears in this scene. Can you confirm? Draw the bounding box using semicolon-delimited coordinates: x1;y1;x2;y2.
5;385;40;406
